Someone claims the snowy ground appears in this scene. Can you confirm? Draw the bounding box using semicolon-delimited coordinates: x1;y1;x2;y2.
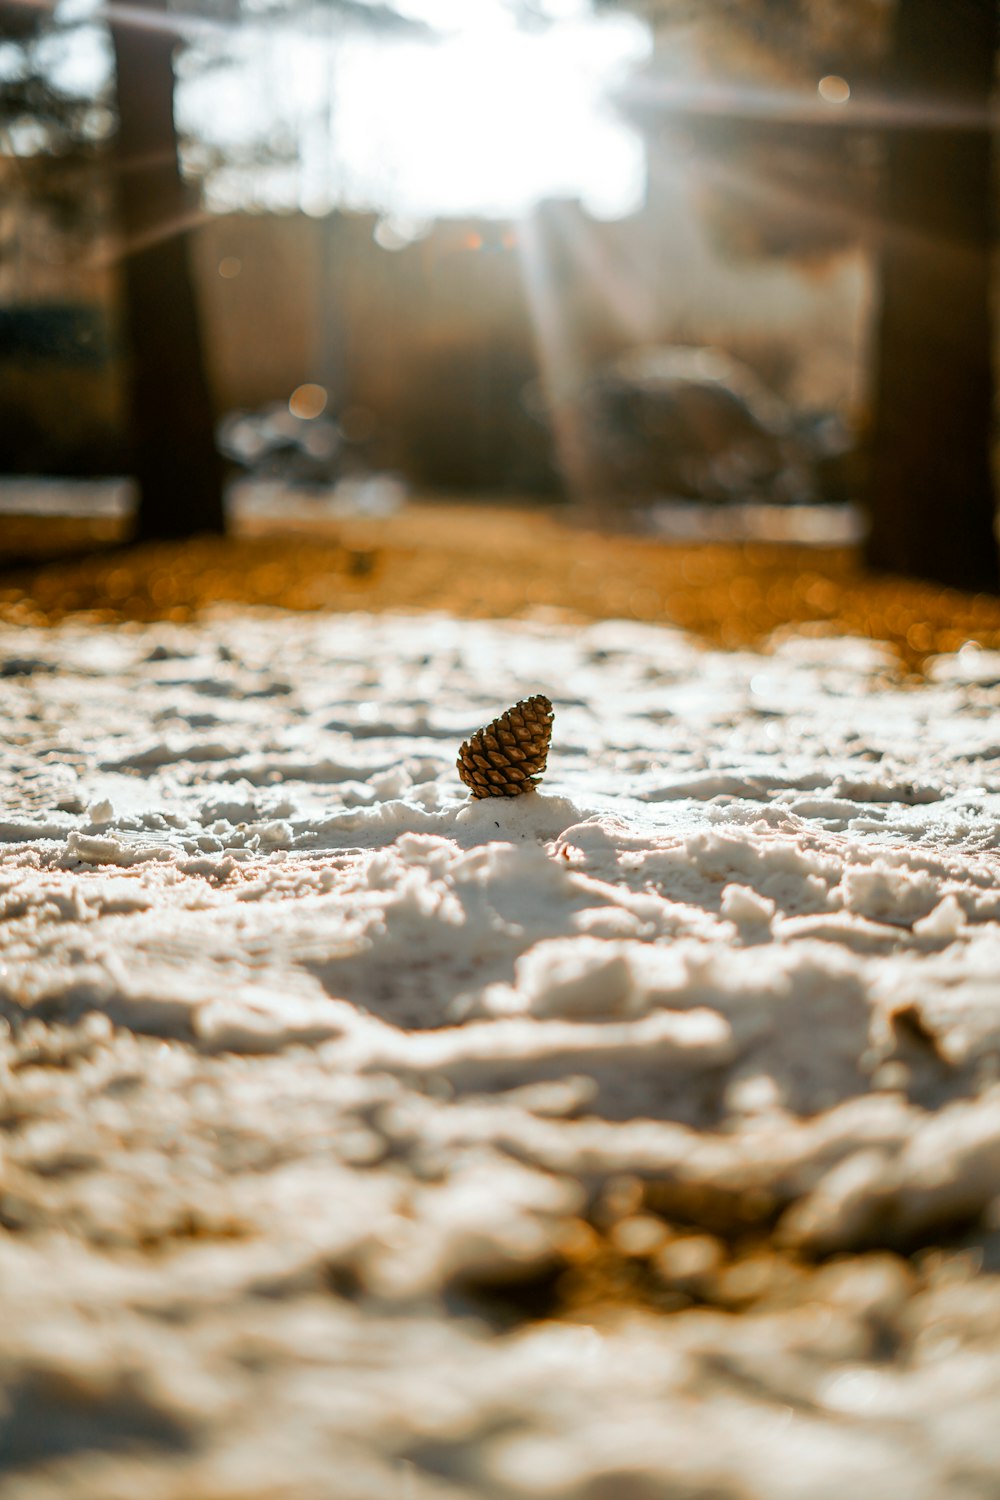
4;607;1000;1498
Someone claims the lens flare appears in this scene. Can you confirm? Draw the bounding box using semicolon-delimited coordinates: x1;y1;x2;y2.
818;75;851;105
289;384;327;420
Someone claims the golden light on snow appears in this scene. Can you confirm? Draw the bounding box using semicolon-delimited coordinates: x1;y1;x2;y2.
7;507;1000;675
818;75;851;105
288;384;327;420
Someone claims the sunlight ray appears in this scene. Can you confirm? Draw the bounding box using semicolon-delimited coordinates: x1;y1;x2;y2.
540;197;657;347
5;0;230;38
516;209;595;504
97;1;228;38
621;76;997;134
682;128;991;266
106;147;180;176
91;201;210;266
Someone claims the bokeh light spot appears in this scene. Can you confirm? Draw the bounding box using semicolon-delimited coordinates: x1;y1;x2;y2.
818;75;851;104
289;384;327;420
218;256;242;279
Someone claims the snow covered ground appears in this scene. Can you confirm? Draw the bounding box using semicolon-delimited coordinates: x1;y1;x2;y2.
4;606;1000;1498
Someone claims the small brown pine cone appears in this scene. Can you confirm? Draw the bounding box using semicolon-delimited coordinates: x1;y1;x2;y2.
457;694;554;798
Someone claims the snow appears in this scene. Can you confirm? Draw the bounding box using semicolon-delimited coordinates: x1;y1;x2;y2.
3;607;1000;1496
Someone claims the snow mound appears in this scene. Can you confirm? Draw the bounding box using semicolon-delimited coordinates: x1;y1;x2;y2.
3;608;1000;1498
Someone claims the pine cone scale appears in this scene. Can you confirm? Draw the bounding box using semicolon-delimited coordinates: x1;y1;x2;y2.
457;694;554;799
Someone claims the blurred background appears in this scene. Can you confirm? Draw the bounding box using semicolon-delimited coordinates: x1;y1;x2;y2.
0;0;997;598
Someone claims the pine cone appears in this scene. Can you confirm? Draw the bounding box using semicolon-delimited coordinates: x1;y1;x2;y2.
457;695;554;798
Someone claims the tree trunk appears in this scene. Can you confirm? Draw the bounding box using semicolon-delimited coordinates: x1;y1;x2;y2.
111;0;225;541
864;0;998;592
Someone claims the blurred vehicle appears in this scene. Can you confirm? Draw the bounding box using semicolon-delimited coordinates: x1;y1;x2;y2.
536;345;858;507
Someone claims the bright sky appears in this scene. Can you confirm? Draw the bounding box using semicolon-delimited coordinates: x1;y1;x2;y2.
43;0;650;222
184;0;650;220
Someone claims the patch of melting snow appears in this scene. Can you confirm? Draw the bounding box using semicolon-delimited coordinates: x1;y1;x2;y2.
3;609;1000;1497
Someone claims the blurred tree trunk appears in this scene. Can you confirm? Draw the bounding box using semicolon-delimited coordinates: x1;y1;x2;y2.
865;0;998;591
111;0;225;540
